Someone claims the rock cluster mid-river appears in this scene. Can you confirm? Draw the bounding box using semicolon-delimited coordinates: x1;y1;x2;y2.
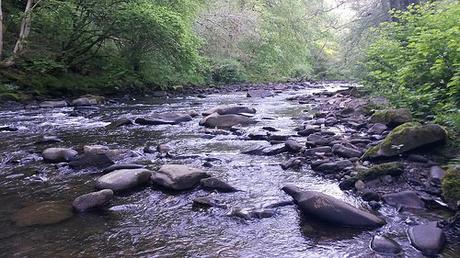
0;82;458;257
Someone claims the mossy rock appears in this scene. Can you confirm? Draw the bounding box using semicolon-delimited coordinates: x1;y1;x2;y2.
363;122;448;159
370;108;412;127
339;162;404;190
442;166;460;205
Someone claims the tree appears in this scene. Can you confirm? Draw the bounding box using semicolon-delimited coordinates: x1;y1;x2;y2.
0;0;39;67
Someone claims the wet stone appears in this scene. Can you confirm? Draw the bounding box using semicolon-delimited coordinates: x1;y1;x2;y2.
383;191;425;210
370;235;402;255
72;189;114;212
200;177;238;192
408;222;445;256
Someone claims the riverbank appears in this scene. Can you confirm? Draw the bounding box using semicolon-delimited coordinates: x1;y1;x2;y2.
0;81;458;257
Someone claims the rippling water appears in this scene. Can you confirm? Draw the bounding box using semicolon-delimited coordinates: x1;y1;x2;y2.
0;82;457;257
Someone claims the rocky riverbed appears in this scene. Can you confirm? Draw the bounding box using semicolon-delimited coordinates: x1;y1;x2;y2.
0;81;458;257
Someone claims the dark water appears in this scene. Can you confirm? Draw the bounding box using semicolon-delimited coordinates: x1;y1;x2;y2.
0;82;457;257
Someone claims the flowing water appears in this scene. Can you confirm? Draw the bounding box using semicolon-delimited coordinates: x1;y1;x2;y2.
0;82;457;257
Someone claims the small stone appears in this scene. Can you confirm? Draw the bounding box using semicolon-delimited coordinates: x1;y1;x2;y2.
370;235;402;255
72;189;114;212
42;148;78;163
354;180;366;191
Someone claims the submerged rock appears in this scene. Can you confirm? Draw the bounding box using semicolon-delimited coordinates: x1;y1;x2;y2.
200;113;257;129
200;177;238;192
95;169;152;191
102;164;145;174
42;148;78;163
151;165;209;191
282;185;385;228
135;112;193;125
382;191;425;209
192;197;227;209
11;201;73;226
72;189;114;212
363;122;447;159
106;118;134;129
202;105;256;116
370;235;402;255
370;108;412;127
69;153;114;170
408;222;445;255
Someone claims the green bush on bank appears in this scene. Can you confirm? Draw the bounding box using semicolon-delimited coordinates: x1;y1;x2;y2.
361;1;460;132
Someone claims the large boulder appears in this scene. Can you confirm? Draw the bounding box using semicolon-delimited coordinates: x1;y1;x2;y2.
95;169;152;191
200;113;257;129
135;112;193;125
408;222;445;255
151;165;210;191
382;191;425;209
72;189;114;212
11;201;73;226
39;100;68;108
339;162;404;190
363;122;447;159
282;185;385;228
203;105;256;116
370;108;412;127
42;148;78;163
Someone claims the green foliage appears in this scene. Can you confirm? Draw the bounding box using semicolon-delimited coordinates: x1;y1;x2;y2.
442;166;460;204
361;1;460;132
210;60;247;85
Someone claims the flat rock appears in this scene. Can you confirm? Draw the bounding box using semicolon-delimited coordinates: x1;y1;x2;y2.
200;113;257;129
383;191;425;209
370;235;402;255
200;177;238;192
95;169;152;191
408;222;445;255
282;185;385;228
72;189;114;212
332;144;362;158
313;160;353;174
203;105;256;116
42;148;78;163
72;97;98;106
135;112;193;125
11;201;73;226
151;165;209;191
306;133;331;146
34;136;63;144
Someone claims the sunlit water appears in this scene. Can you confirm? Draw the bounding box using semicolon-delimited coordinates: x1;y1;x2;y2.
0;82;457;257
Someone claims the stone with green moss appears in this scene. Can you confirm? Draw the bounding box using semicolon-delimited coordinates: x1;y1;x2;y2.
362;122;447;159
441;166;460;205
370;108;412;127
339;162;404;190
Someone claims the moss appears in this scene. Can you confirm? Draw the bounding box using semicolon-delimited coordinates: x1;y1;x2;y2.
442;166;460;204
362;145;380;159
339;162;404;190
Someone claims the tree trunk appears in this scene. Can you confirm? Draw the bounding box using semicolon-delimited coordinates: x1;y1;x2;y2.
12;0;33;57
0;0;3;59
0;0;34;67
